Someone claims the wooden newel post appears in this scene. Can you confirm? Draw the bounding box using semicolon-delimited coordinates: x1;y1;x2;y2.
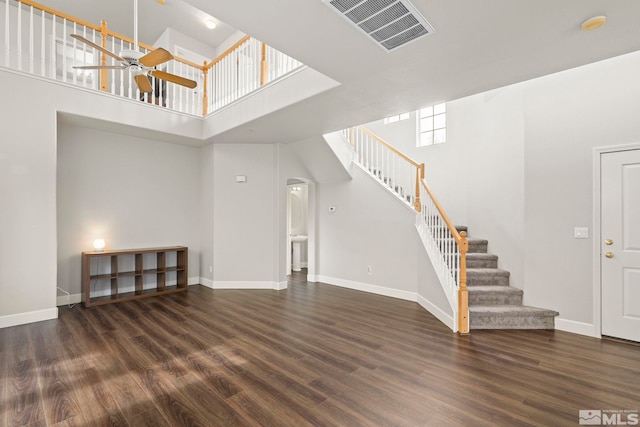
260;42;268;86
458;231;470;334
100;20;108;92
414;163;425;212
202;61;209;116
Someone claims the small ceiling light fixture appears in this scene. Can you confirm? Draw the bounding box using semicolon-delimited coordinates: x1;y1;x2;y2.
581;15;607;31
205;19;217;30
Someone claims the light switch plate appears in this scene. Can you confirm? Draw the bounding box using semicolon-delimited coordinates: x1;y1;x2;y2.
574;227;589;239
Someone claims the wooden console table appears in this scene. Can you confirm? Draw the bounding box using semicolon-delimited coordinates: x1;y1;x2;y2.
81;246;188;307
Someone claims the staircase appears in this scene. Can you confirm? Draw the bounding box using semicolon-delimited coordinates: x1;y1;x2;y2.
459;226;558;329
344;126;558;332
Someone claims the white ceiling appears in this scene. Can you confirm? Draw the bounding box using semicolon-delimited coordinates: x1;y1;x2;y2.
34;0;237;50
41;0;640;145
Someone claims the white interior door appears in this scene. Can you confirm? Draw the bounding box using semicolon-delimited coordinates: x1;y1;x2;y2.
601;149;640;342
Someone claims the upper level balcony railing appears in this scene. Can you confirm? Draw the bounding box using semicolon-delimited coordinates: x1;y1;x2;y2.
1;0;304;116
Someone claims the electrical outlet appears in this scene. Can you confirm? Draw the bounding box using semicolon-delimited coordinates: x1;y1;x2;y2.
209;265;213;273
367;265;372;275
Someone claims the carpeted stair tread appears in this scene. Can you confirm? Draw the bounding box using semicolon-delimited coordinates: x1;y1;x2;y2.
467;238;488;253
466;253;498;268
467;268;510;287
468;285;523;305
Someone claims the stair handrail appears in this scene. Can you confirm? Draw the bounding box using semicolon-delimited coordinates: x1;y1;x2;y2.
345;125;468;333
419;178;469;333
352;126;424;211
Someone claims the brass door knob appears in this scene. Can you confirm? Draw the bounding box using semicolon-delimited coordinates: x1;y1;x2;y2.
605;239;613;245
605;252;614;258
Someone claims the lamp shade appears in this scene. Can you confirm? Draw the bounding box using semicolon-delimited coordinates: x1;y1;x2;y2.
93;239;105;251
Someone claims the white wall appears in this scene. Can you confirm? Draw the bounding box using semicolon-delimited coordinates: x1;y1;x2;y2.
521;51;640;332
316;166;420;301
211;143;278;285
207;142;315;288
420;50;640;336
0;75;58;327
0;68;201;327
56;124;201;300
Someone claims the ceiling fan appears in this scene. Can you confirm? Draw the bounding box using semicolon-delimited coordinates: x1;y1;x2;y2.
70;0;197;93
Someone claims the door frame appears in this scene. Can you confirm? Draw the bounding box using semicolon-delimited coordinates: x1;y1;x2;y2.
593;142;640;339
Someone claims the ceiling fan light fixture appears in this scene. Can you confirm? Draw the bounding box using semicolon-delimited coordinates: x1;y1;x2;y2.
205;19;217;29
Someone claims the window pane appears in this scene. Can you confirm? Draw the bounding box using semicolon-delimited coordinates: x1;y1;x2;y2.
434;113;446;129
399;112;410;121
419;106;433;118
434;103;446;114
420;117;433;132
434;128;446;144
387;115;399;123
419;131;433;147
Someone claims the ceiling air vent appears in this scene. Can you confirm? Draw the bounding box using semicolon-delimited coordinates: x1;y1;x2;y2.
323;0;435;51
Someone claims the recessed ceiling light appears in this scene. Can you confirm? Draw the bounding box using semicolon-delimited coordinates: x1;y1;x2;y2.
205;19;217;30
581;15;606;31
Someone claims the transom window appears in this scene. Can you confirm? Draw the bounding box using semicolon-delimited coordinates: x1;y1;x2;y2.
417;103;446;146
384;112;410;124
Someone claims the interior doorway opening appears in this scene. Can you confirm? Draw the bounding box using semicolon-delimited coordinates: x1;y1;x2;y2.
286;178;315;278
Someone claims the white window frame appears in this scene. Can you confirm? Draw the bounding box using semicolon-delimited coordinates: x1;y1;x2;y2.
384;112;410;124
417;103;446;146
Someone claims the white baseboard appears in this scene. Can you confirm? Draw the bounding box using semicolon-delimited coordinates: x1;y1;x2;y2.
0;308;58;329
306;274;319;282
554;318;600;338
314;275;417;302
57;293;82;306
209;281;287;290
417;294;455;331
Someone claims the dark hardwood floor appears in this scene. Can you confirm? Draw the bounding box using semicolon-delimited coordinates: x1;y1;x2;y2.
1;271;639;426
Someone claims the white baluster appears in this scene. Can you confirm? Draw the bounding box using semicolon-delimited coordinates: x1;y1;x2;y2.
40;10;45;77
4;0;9;68
50;14;55;78
29;6;33;74
61;19;67;81
16;2;21;70
71;22;77;85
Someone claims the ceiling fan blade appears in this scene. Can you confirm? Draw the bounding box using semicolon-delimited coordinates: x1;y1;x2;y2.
139;48;173;67
149;70;197;89
70;34;124;62
73;65;127;70
134;74;153;93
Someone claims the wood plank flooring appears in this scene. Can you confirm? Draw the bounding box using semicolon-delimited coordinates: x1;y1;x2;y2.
1;271;639;426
